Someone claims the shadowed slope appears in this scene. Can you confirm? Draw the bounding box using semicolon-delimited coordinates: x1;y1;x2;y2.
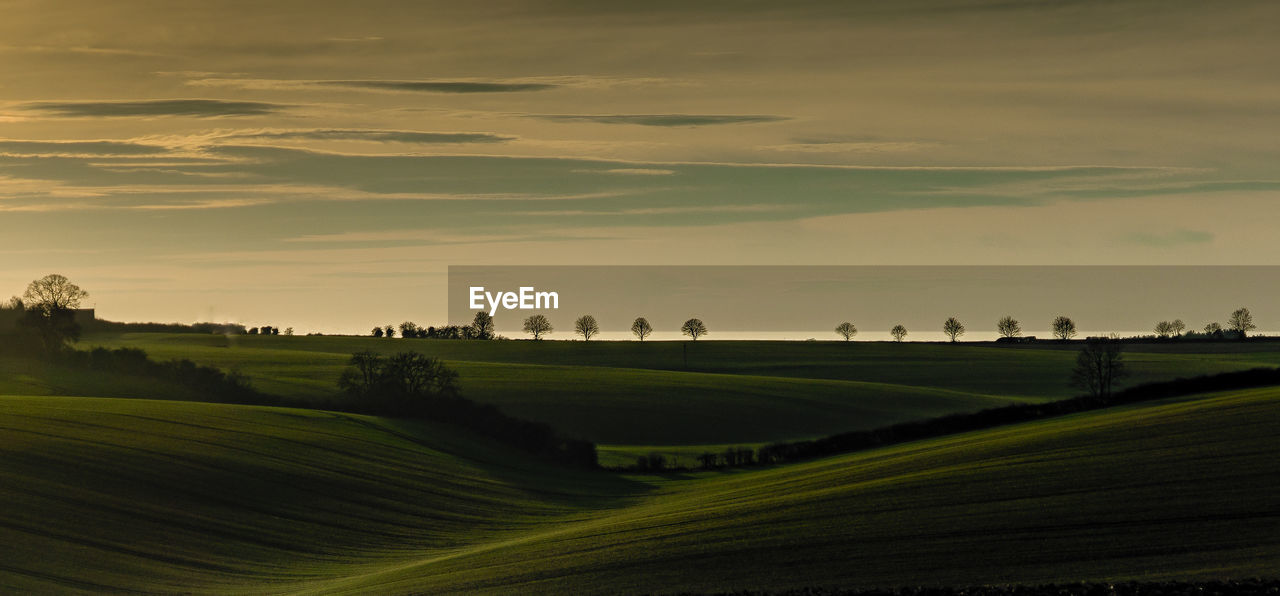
315;388;1280;594
0;396;638;594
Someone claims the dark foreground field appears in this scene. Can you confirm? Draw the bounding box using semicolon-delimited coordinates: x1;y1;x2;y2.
1;385;1277;593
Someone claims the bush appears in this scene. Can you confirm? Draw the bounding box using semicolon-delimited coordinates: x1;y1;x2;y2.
336;350;597;468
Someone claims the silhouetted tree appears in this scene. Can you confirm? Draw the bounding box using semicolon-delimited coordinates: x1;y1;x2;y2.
399;321;419;339
696;452;718;469
338;350;384;397
1170;319;1185;337
834;322;857;341
1204;322;1223;335
890;324;907;342
942;317;965;342
681;318;707;340
575;314;600;341
1052;315;1077;340
18;274;88;355
997;316;1021;339
248;327;259;335
384;325;395;338
471;311;495;340
1071;337;1128;400
523;314;552;340
371;326;384;338
1229;307;1256;338
1154;321;1174;338
338;351;458;405
23;274;88;312
631;317;652;341
284;327;294;336
382;352;459;398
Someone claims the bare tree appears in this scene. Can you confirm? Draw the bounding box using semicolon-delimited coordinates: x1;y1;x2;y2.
22;274;88;314
575;314;600;341
890;325;908;342
996;316;1021;339
681;318;707;341
1052;316;1077;340
338;350;384;397
942;317;965;342
471;311;495;340
631;317;652;341
19;274;89;354
1170;319;1185;337
1228;307;1256;338
1204;322;1223;335
1154;321;1174;338
834;322;857;341
384;325;395;338
1070;337;1128;400
523;314;552;340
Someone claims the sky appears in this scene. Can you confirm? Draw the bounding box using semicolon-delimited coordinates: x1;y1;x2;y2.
1;0;1278;333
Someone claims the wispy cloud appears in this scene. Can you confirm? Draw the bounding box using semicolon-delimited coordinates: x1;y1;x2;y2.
1125;229;1215;247
534;114;791;127
17;99;292;118
218;129;514;144
282;230;606;245
0;140;170;157
187;77;558;93
513;204;789;217
318;80;556;93
573;168;678;176
760;141;939;154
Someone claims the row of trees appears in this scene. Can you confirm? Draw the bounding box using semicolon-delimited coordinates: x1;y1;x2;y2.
248;325;292;335
372;312;497;340
370;307;1260;343
832;308;1258;343
520;314;708;341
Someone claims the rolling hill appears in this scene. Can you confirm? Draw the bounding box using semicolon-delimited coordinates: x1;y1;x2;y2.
2;387;1277;593
77;333;1280;450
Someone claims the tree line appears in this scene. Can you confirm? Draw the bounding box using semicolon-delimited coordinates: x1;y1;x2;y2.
336;350;596;467
617;363;1280;473
833;308;1258;343
374;309;1259;343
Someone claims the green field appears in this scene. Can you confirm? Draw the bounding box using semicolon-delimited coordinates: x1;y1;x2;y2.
2;387;1277;593
4;333;1278;592
79;333;1280;451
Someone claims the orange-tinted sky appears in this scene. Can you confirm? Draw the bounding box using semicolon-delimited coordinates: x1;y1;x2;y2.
2;1;1277;333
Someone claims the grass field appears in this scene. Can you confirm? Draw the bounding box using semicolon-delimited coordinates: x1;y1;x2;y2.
2;387;1277;593
74;333;1280;452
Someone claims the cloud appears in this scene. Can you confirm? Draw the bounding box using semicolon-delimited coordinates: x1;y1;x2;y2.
186;77;558;93
17;99;291;118
512;204;789;217
318;80;557;93
761;141;939;154
534;114;790;126
574;168;678;176
1125;229;1215;247
0;140;170;157
219;129;514;144
184;75;671;93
